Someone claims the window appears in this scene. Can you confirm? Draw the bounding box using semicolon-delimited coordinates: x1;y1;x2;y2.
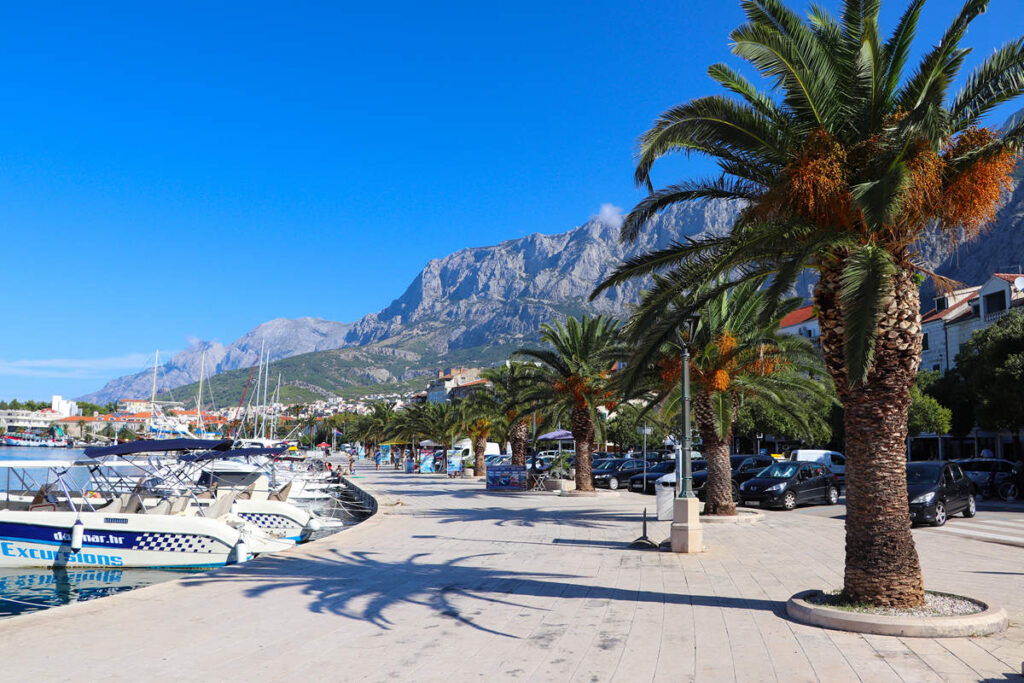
922;333;929;351
943;467;956;486
935;296;948;312
984;291;1007;314
932;364;940;372
830;454;846;466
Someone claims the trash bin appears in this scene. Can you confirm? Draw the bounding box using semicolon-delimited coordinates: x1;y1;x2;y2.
656;478;675;520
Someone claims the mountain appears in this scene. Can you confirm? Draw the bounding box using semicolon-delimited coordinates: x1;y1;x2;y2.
344;201;740;352
82;201;741;404
78;317;353;403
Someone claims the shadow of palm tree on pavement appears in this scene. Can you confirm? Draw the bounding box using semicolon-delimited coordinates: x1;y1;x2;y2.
181;549;784;638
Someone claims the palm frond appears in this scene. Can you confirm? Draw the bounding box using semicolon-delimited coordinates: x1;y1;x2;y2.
839;244;897;384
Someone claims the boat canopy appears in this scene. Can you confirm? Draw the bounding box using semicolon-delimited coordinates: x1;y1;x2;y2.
83;438;233;459
179;446;288;462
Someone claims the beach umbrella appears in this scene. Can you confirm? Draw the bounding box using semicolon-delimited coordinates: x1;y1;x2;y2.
419;439;440;447
316;442;330;448
537;429;572;441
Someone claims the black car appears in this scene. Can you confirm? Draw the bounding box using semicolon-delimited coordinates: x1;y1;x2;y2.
908;461;976;526
628;460;676;494
692;454;777;502
590;458;646;490
738;461;840;509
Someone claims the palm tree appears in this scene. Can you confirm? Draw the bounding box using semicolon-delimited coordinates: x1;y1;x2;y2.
517;316;625;492
482;362;535;467
594;0;1024;606
461;391;498;475
623;279;834;515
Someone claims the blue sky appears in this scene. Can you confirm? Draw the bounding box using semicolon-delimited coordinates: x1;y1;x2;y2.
2;0;1022;399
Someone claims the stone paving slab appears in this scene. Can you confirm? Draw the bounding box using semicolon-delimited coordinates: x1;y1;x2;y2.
0;466;1021;682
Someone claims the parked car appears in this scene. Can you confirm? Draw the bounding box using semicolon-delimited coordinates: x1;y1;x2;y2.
954;458;1020;496
790;450;846;486
907;461;976;526
590;458;647;490
628;460;675;494
691;454;777;502
654;458;709;491
738;462;840;509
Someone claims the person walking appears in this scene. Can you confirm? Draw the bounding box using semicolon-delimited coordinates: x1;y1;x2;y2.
374;451;382;471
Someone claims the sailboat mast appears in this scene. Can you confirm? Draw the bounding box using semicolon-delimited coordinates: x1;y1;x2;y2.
197;349;206;435
150;350;160;406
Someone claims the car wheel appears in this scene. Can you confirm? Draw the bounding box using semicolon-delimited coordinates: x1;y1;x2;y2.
731;483;740;503
782;491;796;510
962;494;977;518
932;501;947;527
608;477;619;490
826;487;839;505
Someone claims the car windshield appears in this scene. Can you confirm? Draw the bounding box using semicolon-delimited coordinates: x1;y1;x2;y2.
957;461;990;472
760;463;799;479
906;463;942;485
592;459;616;470
651;461;675;473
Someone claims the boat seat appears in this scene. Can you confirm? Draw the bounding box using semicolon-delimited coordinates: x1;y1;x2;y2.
196;483;218;499
202;491;238;519
94;497;124;513
145;499;172;515
121;494;143;515
235;481;258;500
269;481;292;502
168;496;190;514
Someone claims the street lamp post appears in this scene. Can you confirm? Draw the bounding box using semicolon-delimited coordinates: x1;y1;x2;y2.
677;338;695;499
670;316;704;554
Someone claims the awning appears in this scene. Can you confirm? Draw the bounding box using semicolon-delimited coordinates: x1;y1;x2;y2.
419;439;441;447
537;429;573;441
84;438;233;459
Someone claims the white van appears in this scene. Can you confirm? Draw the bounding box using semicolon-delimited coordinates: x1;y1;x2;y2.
791;450;846;486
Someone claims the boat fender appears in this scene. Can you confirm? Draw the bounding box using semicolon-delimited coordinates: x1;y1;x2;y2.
304;518;323;536
222;513;246;530
229;538;249;565
70;519;85;553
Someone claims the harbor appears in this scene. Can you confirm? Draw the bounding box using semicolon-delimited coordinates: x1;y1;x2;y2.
0;467;1020;681
0;444;366;617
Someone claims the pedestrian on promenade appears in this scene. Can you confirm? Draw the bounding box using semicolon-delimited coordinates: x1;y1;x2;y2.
375;451;382;471
348;451;355;475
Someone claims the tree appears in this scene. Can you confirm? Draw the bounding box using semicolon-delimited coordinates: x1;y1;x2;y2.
517;316;625;492
623;279;833;515
605;402;669;453
907;385;952;437
462;391;498;474
594;0;1024;607
955;310;1024;432
482;362;535;466
733;394;834;447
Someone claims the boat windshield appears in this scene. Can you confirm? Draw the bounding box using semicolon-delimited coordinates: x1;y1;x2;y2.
906;463;942;485
760;463;799;479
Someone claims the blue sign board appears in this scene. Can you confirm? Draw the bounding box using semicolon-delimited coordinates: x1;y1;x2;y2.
486;465;528;491
446;455;463;475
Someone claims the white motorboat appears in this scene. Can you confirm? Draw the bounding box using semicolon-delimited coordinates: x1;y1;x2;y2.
0;459;271;569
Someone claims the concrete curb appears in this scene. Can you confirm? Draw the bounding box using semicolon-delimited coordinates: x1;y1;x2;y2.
700;510;765;524
786;590;1008;637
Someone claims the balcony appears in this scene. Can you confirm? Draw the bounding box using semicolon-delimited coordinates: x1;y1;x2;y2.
984;308;1008;322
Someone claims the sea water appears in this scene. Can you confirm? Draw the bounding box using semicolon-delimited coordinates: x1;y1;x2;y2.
0;447;189;617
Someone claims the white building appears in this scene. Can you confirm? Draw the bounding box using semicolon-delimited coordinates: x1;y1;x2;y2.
50;395;81;418
777;304;819;347
920;274;1024;374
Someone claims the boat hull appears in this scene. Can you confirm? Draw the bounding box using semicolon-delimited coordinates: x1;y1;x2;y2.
0;511;242;569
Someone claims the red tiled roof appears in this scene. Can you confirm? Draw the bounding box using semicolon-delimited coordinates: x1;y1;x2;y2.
993;273;1023;283
779;305;815;328
455;379;491;388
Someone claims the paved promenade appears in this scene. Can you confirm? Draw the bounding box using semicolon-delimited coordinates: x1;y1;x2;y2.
1;467;1022;682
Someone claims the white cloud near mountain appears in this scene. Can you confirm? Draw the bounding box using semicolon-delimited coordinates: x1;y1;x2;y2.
595;203;624;229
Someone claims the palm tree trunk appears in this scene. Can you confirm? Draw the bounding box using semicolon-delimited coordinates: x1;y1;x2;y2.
816;266;924;608
693;393;735;516
473;434;487;474
571;406;595;492
510;418;528;467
